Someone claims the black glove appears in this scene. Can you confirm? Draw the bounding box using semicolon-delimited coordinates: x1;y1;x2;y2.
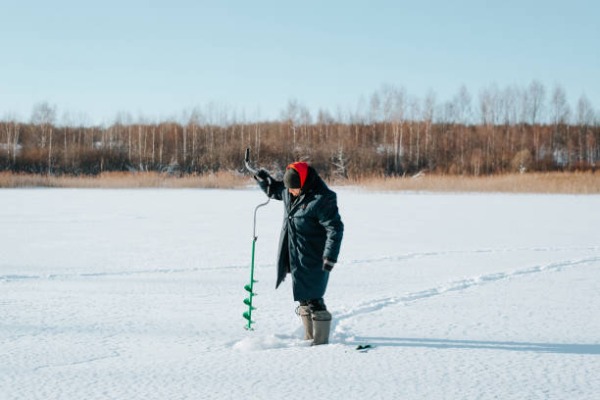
254;169;273;197
254;169;271;182
323;258;336;272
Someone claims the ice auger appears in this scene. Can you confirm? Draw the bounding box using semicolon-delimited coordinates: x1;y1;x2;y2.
243;148;270;330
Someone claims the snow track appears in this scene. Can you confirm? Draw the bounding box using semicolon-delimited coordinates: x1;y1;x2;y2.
2;245;598;283
333;255;600;343
338;256;600;321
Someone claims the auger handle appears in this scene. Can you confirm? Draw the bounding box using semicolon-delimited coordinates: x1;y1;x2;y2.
244;148;259;175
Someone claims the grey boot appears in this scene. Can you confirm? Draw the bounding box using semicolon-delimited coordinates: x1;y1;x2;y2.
311;310;332;345
298;305;314;340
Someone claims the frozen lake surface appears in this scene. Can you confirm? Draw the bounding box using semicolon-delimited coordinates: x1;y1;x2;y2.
1;188;599;399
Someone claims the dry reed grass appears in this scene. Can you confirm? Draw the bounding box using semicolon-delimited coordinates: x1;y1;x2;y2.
344;172;600;194
1;171;599;194
0;171;248;189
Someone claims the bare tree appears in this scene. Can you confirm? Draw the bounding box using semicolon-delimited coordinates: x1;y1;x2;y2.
187;108;203;171
60;112;73;171
576;95;595;165
408;95;422;170
551;85;570;126
422;91;436;170
576;95;595;126
454;85;473;125
2;115;20;166
502;86;519;126
453;85;473;170
527;80;546;125
332;146;349;179
282;99;312;157
369;92;382;124
550;85;571;166
479;85;500;127
31;102;57;173
382;85;406;174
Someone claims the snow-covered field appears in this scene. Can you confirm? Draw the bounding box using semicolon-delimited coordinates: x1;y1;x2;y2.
1;188;599;400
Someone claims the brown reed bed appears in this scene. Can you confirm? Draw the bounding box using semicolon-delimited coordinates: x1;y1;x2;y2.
344;172;600;194
1;171;599;194
0;171;248;189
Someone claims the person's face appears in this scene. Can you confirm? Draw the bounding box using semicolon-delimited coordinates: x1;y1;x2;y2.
288;188;301;197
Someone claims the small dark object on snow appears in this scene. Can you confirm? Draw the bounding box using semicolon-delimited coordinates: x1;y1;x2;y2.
356;344;373;352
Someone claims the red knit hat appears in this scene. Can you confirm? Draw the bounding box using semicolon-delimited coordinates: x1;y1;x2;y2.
284;162;309;188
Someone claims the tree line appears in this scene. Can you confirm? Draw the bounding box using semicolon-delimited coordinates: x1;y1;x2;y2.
1;81;599;178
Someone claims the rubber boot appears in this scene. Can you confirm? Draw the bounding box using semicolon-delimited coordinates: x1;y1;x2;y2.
311;310;332;345
298;305;314;340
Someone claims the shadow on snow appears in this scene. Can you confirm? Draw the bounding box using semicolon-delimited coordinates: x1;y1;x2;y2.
348;336;600;355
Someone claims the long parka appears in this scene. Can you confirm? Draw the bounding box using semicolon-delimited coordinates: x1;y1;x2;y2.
258;164;344;301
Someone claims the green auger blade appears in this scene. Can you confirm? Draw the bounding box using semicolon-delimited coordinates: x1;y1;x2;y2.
243;298;257;309
243;311;254;323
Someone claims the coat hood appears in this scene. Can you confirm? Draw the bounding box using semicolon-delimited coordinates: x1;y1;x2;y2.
286;162;310;188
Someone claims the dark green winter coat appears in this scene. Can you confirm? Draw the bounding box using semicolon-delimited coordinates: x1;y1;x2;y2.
258;166;344;301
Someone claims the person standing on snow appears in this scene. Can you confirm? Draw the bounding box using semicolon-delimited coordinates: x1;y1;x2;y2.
254;161;344;345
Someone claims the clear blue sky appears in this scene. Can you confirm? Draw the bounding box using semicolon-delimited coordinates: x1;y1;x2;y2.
1;0;598;124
